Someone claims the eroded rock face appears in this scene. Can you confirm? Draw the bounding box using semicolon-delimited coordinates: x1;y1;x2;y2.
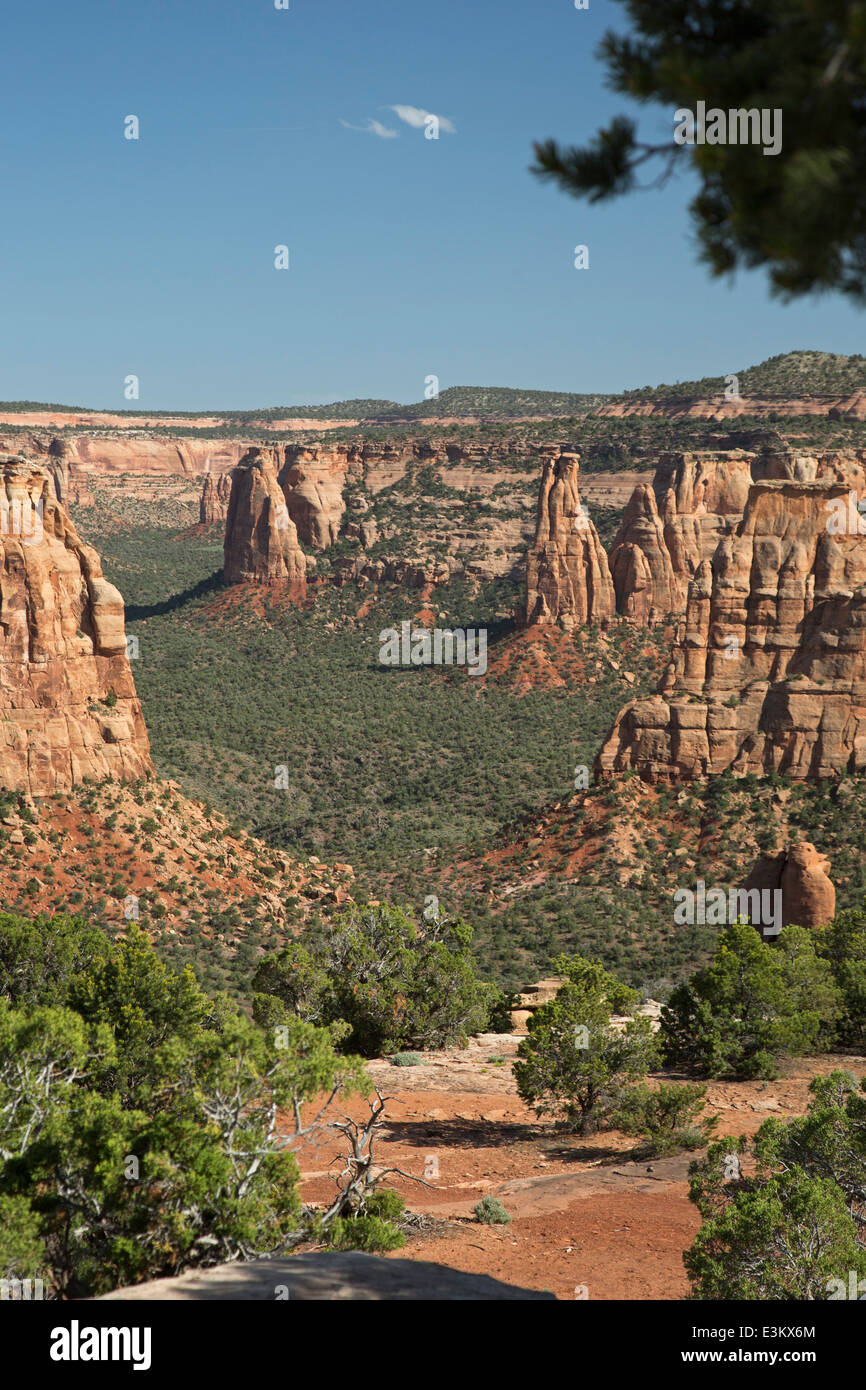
610;451;755;625
280;446;348;549
525;449;615;629
200;471;233;524
598;477;866;781
609;484;682;624
223;448;309;590
742;843;836;929
610;446;866;628
0;452;152;797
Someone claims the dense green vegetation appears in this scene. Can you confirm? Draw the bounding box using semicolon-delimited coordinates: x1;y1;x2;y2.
0;912;409;1297
661;923;849;1080
79;520;662;980
251;902;508;1055
686;1072;866;1299
71;506;866;994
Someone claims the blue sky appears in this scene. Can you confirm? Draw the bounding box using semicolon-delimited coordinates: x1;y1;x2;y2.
1;0;863;410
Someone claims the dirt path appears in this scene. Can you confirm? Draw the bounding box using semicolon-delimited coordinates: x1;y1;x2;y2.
294;1037;866;1301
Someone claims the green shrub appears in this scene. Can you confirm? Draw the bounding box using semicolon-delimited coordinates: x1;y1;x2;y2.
0;911;371;1297
325;1190;407;1253
252;903;498;1056
612;1081;717;1157
473;1195;511;1225
685;1072;866;1299
814;905;866;1049
390;1052;423;1066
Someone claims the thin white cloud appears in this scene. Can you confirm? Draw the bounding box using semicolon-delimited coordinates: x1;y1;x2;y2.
339;117;398;139
385;105;456;134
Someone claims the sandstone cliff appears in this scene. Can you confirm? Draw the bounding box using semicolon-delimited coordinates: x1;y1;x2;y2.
609;450;755;625
598;476;866;781
223;448;308;590
609;445;866;627
280;445;348;549
525;449;615;629
0;452;152;797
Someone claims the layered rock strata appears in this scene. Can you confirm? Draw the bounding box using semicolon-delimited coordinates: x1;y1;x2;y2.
610;445;866;626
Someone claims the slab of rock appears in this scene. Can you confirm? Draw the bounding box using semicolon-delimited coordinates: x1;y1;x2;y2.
97;1252;554;1300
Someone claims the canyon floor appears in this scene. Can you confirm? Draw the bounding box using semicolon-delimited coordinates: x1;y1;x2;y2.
296;1039;866;1301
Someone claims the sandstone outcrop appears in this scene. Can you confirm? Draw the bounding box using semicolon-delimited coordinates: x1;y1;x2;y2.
598;476;866;781
609;484;682;624
223;448;308;590
593;392;866;422
0;452;152;797
741;842;836;931
609;445;866;626
508;976;564;1031
525;449;615;629
280;445;347;548
200;470;233;524
609;450;756;625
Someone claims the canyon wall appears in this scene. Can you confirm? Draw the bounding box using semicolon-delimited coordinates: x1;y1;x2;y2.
609;444;866;626
598;475;866;781
221;439;551;590
0;452;152;797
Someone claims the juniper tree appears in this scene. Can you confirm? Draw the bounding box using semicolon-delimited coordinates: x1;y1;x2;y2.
533;0;866;301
